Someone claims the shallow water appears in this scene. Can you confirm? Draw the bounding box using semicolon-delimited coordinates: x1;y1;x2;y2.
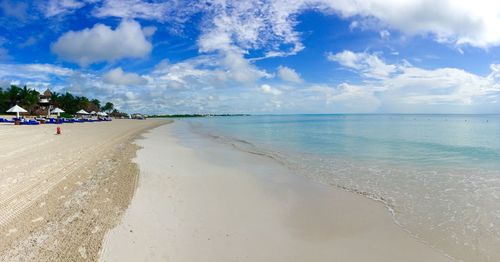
181;114;500;261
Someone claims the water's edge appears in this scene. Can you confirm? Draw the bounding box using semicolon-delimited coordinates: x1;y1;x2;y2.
181;121;459;261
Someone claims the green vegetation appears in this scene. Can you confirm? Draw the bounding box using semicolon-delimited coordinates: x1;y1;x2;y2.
0;85;123;116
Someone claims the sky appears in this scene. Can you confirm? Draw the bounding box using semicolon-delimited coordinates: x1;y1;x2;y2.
0;0;500;114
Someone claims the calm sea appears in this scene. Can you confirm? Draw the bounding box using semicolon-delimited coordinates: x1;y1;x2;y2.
183;114;500;261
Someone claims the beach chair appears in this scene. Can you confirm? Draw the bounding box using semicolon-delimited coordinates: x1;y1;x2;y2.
1;118;14;123
20;119;39;125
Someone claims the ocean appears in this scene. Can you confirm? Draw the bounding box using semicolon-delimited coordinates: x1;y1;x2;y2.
182;114;500;261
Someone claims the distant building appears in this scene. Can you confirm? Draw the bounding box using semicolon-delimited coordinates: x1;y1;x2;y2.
131;113;145;119
39;88;52;104
35;88;53;116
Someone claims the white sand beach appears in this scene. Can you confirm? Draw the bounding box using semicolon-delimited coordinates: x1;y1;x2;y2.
0;119;168;261
100;122;452;262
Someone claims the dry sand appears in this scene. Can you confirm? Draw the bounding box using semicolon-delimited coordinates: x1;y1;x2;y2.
0;118;168;261
100;122;452;262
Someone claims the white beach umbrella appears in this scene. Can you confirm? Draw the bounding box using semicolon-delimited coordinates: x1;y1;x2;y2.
90;111;96;115
6;105;28;118
97;112;107;116
76;109;89;115
51;107;65;117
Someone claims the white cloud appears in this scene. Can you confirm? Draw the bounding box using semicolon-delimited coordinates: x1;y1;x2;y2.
182;0;500;50
222;49;270;84
0;63;73;80
197;29;269;84
327;50;500;109
92;0;197;23
260;84;282;96
327;50;397;79
51;20;153;66
379;30;390;39
314;0;500;48
197;0;306;59
192;0;500;58
303;83;381;112
148;57;227;90
93;0;169;21
278;66;303;83
42;0;85;17
103;67;147;86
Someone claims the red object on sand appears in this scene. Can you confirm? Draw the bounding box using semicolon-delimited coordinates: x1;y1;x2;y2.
56;127;61;135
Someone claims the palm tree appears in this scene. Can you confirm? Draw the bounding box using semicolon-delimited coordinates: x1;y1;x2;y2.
19;86;39;114
102;102;114;113
7;85;21;106
90;99;101;112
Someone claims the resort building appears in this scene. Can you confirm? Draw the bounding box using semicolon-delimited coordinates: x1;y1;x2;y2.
34;88;53;116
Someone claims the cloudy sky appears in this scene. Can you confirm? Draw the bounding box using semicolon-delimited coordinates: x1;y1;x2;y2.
1;0;500;114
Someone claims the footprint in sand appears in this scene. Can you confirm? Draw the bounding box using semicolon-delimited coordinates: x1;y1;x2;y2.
39;202;46;207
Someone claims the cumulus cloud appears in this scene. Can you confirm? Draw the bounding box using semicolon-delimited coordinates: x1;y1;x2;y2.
327;50;500;108
0;63;74;91
327;50;397;79
103;67;147;86
302;83;381;112
278;66;303;83
51;20;153;66
148;57;228;90
260;84;282;95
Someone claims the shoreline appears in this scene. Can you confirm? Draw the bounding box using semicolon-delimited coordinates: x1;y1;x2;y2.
0;119;170;261
189;122;458;261
100;121;451;262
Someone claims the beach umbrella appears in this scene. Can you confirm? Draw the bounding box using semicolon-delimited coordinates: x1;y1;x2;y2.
76;109;89;115
90;111;96;115
6;105;28;118
97;112;107;116
51;107;65;117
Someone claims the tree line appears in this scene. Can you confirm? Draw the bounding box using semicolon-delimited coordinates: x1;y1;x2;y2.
0;85;118;115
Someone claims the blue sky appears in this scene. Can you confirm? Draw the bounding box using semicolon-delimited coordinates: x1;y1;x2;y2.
0;0;499;114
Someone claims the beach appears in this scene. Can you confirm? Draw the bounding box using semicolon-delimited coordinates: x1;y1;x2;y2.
0;118;168;261
99;122;451;262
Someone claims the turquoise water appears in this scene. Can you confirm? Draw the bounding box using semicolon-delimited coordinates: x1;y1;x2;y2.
184;114;500;261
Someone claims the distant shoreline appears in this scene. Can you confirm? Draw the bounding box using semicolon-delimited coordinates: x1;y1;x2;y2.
149;114;251;118
148;113;500;118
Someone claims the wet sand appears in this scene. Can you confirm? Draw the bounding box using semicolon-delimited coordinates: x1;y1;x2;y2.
100;122;452;262
0;118;168;261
